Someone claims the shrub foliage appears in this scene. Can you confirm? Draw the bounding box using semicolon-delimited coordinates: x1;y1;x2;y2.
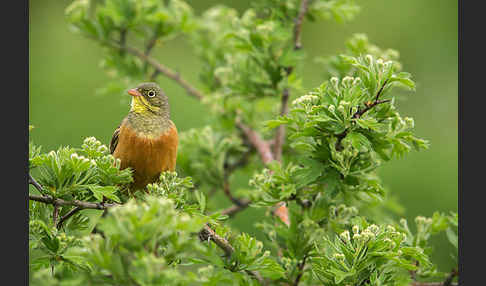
29;0;458;285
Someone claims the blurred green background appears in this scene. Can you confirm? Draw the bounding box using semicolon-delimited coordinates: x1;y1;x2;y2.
29;0;457;270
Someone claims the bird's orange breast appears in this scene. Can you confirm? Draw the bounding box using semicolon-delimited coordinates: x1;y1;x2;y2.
113;122;178;190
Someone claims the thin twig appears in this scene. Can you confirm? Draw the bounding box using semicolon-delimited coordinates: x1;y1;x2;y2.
29;194;117;210
235;118;290;225
220;199;251;217
57;206;82;229
235;118;274;165
119;28;127;56
274;88;290;162
335;80;391;150
198;224;264;284
410;268;458;286
222;157;251;207
199;224;234;256
274;0;310;161
99;39;204;100
29;173;46;194
293;0;310;50
293;255;308;286
52;204;60;226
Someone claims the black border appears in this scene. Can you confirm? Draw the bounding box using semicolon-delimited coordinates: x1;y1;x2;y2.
1;0;29;284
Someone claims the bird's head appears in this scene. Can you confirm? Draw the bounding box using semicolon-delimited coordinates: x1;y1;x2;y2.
128;82;169;117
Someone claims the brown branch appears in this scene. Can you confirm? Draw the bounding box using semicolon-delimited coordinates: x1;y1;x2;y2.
335;80;391;150
57;206;82;229
235;119;290;225
274;0;309;162
293;0;310;50
220;199;251;217
198;224;265;284
52;204;60;226
199;224;234;256
236;118;274;165
29;173;46;195
29;194;117;210
274;88;290;162
410;269;458;286
293;255;308;286
99;39;204;100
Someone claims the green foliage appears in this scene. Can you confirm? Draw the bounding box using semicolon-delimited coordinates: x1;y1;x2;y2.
261;54;428;205
30;137;132;201
28;0;457;285
177;126;247;190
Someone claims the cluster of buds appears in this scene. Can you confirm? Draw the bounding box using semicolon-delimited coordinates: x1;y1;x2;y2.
333;253;346;263
341;76;361;88
70;152;96;167
292;93;319;106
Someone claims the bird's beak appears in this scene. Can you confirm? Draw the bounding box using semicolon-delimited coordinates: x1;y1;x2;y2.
128;89;142;97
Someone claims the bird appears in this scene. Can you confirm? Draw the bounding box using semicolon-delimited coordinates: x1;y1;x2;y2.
109;82;178;191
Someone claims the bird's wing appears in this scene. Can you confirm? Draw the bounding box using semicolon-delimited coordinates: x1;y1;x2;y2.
110;125;121;154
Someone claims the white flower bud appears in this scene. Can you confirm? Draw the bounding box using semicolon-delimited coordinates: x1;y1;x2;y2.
330;77;339;86
365;54;373;63
352;225;360;234
328;105;335;112
340;230;351;242
333;253;345;261
367;224;379;234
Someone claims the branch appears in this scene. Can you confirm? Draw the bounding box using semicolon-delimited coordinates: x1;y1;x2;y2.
198;224;265;284
410;269;458;286
293;0;310;50
335;80;391;150
236;118;274;165
57;206;82;229
29;173;46;194
101;39;204;100
220;199;251;217
29;194;117;210
52;204;60;226
292;255;308;286
274;0;309;161
199;224;234;256
273;88;290;162
235;118;290;225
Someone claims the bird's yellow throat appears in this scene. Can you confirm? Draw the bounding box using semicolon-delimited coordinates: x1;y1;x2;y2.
130;96;160;114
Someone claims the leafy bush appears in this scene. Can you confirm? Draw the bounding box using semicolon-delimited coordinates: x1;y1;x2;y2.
29;0;458;285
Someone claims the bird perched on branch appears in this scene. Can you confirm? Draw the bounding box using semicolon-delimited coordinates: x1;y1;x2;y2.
110;82;178;191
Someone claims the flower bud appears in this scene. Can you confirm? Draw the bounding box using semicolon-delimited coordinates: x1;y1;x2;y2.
367;224;379;234
340;230;351;243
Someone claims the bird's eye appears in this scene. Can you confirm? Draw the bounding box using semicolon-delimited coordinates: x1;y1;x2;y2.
148;90;156;97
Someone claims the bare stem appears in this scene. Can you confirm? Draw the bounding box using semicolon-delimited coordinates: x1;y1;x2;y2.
293;0;310;50
57;206;82;229
29;173;46;195
29;194;117;210
52;204;60;226
274;88;290;162
236;118;274;165
220;199;251;217
274;0;309;162
198;224;264;284
199;224;234;256
293;255;308;286
100;39;204;100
